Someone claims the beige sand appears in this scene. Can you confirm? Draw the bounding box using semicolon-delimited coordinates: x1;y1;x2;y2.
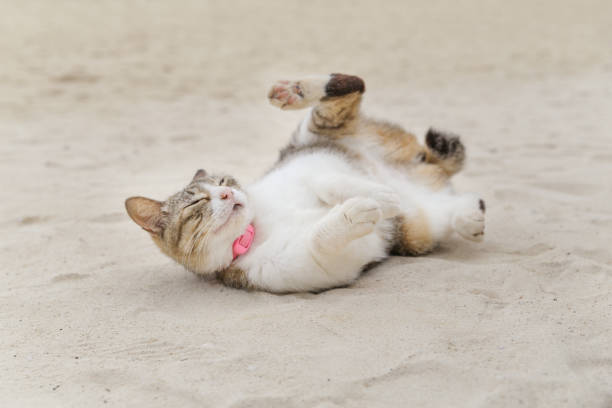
1;1;611;406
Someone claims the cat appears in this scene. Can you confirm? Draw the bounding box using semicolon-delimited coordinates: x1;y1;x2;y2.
125;74;485;293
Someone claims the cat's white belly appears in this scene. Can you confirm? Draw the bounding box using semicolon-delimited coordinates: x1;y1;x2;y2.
234;152;390;292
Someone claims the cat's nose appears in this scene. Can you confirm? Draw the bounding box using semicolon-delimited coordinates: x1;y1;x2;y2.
220;188;233;201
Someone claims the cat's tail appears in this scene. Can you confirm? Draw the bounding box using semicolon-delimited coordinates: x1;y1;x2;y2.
424;128;466;176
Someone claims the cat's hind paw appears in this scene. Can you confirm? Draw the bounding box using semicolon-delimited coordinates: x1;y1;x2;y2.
452;196;486;242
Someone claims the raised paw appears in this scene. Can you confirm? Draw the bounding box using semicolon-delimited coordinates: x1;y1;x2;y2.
341;197;382;238
452;196;486;242
310;197;382;254
268;74;364;110
268;80;305;109
425;128;465;159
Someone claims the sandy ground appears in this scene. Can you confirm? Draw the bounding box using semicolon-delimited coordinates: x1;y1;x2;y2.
1;1;612;406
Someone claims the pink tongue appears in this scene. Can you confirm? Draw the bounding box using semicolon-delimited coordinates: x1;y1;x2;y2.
232;224;255;260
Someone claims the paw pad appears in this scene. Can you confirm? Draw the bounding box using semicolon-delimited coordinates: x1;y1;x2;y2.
268;81;304;108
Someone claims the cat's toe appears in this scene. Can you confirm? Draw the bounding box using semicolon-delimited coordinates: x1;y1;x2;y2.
268;81;304;109
343;197;382;225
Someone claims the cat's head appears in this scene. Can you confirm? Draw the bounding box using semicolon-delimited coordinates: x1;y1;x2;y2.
125;169;252;275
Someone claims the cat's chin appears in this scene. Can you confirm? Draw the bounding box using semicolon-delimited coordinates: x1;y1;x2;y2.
214;204;245;233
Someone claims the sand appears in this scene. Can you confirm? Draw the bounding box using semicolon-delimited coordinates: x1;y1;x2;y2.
1;1;611;406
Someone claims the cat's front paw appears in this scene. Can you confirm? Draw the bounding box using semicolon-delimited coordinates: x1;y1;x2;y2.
341;197;382;237
452;196;486;242
268;80;305;109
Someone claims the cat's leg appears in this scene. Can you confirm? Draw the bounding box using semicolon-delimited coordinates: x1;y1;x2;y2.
268;74;364;110
309;197;382;257
268;73;365;137
269;75;467;174
392;193;486;256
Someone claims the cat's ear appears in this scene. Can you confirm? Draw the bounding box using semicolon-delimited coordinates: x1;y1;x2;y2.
192;169;207;181
125;197;164;235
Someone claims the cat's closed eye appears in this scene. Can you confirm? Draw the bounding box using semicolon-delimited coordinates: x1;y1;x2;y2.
185;196;209;208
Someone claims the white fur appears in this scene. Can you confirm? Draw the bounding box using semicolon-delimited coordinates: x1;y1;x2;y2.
234;152;394;292
209;111;484;292
293;111;485;244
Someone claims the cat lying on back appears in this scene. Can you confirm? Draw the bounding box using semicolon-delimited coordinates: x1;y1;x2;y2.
126;74;486;293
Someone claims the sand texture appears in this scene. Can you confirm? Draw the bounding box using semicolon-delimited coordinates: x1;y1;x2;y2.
1;1;611;406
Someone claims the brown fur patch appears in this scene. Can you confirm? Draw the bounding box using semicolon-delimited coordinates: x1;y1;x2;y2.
216;266;251;290
391;212;435;256
410;163;450;191
325;73;365;97
308;92;362;137
276;74;465;186
361;119;425;165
